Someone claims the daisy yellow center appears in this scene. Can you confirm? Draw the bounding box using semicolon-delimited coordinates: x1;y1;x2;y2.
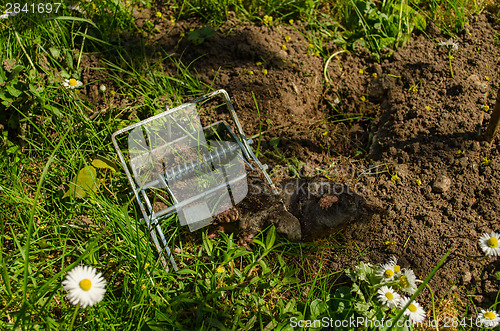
384;269;394;278
487;237;498;248
400;276;409;288
69;78;77;86
484;312;495;320
409;304;417;313
385;292;394;300
394;265;401;273
79;278;92;291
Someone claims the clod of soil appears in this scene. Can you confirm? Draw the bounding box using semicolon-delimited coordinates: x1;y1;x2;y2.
211;173;370;244
432;175;452;193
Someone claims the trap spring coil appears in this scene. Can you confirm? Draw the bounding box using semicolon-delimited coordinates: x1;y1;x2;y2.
164;141;241;182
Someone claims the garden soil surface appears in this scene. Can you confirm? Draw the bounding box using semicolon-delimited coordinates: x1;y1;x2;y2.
81;8;500;318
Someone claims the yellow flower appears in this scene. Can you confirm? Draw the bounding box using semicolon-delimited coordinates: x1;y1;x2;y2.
216;266;225;273
180;32;185;37
263;15;273;25
415;179;422;186
481;156;491;166
360;95;366;102
372;73;378;78
110;90;116;96
285;35;291;42
256;61;262;66
308;43;314;49
358;69;364;74
485;76;490;81
281;44;287;51
155;12;162;18
247;70;254;75
314;50;320;57
262;69;268;75
289;19;294;24
425;106;431;111
482;105;490;112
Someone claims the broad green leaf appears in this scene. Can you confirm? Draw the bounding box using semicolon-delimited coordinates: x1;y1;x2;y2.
310;298;328;318
6;84;22;98
265;225;276;251
63;166;98;199
44;105;63;117
65;52;74;70
91;156;119;172
49;47;61;59
0;92;14;102
60;69;70;79
174;268;196;275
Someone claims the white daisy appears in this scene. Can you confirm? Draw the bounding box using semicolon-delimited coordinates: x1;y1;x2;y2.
479;232;500;256
62;265;106;308
63;78;83;89
377;285;401;308
400;296;426;323
477;309;500;328
376;257;400;282
397;269;417;294
438;39;458;52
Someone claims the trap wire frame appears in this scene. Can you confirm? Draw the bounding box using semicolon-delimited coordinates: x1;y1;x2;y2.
112;89;276;272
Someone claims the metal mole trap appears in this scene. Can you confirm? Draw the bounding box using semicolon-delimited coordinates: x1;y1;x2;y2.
112;89;275;272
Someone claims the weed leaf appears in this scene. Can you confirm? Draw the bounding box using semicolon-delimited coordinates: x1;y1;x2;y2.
48;47;61;60
265;225;276;251
91;156;119;172
63;165;98;199
269;137;281;148
6;84;22;98
44;105;63;117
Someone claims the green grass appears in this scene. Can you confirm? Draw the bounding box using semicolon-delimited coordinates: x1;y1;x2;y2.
0;0;498;329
